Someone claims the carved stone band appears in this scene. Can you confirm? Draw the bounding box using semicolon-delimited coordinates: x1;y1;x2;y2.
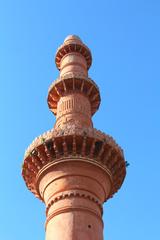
46;190;102;215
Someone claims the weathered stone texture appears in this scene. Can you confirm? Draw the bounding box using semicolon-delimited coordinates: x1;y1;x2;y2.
22;35;126;240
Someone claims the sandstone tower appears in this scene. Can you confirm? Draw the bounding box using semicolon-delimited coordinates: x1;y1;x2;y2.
22;35;126;240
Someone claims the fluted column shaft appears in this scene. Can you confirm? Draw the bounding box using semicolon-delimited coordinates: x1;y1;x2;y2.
55;93;92;129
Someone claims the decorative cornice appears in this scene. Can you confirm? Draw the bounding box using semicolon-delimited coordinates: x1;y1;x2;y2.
22;125;126;201
47;72;100;116
48;73;99;92
55;38;92;70
23;125;122;159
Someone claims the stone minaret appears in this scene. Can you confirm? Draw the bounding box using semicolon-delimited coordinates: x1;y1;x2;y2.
22;35;126;240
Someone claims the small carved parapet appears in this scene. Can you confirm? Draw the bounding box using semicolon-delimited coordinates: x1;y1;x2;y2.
47;72;100;116
46;190;102;216
22;125;126;201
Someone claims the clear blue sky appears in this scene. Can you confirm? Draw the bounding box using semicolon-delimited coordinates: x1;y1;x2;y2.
1;0;160;239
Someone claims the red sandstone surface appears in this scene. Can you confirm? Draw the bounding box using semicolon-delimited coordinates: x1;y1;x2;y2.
22;35;126;240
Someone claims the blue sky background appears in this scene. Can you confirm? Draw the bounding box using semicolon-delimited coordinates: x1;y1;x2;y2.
1;0;160;239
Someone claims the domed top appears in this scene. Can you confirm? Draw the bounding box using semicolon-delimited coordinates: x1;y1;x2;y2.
64;35;82;44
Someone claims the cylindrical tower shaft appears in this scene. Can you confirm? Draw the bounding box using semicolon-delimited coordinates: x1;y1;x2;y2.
38;159;111;240
22;35;126;240
55;93;92;129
